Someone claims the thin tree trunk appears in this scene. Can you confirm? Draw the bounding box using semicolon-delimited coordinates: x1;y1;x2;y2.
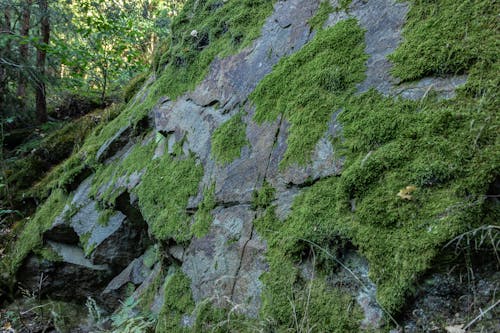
35;0;49;123
0;5;12;114
17;0;32;102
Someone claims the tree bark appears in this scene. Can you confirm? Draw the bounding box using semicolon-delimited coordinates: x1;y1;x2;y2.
35;0;50;123
16;0;32;102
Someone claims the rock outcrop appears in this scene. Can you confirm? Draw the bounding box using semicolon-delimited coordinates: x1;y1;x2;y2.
5;0;498;332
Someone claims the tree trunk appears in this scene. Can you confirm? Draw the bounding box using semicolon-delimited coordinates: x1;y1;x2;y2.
35;0;50;123
0;5;12;114
17;0;32;102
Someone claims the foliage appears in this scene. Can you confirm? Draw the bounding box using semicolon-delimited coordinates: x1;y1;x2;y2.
211;111;248;164
49;0;172;101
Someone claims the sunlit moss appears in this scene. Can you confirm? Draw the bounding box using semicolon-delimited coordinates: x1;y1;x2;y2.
251;19;367;167
136;153;203;243
154;0;276;100
389;0;498;81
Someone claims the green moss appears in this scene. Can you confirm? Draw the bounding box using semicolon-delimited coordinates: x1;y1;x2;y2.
143;245;159;269
252;0;498;326
153;0;276;100
35;245;63;262
155;269;195;333
138;268;165;313
1;189;68;277
136;153;203;243
211;112;248;164
308;0;333;31
5;106;118;205
29;104;124;199
338;0;353;11
251;19;367;167
192;300;263;332
389;0;498;81
123;72;149;102
192;184;216;238
90;138;157;206
251;180;276;210
97;209;114;227
259;240;362;331
79;232;96;257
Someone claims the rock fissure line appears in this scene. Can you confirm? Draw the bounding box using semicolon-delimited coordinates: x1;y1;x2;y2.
229;111;284;301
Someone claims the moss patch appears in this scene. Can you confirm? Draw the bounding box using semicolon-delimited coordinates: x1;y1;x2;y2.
308;0;334;31
136;153;203;243
1;189;68;277
251;18;367;167
389;0;499;81
155;269;195;333
90;138;157;206
211;112;248;164
123;72;149;102
251;180;276;210
192;184;216;238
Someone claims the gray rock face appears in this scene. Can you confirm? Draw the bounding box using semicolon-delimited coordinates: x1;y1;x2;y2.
96;126;132;163
326;0;467;99
45;176;148;271
182;205;267;318
103;255;152;294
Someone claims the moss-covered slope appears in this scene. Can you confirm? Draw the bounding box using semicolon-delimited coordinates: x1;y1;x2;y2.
1;0;498;332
